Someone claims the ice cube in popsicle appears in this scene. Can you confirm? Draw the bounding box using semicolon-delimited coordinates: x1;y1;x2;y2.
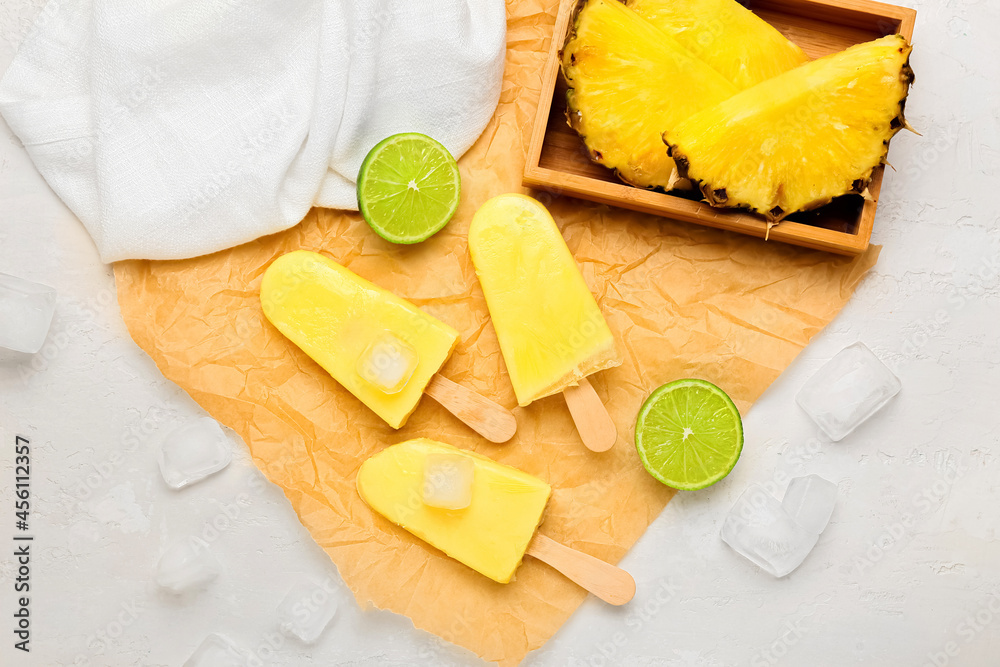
260;251;515;441
357;438;635;604
469;194;621;450
422;451;476;510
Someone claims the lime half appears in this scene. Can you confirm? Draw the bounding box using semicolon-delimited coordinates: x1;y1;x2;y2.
357;133;461;244
635;379;744;490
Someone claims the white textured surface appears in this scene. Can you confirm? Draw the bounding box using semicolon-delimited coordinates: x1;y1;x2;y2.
2;1;999;665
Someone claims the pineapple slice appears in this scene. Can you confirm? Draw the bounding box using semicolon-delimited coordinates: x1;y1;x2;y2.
664;35;914;224
627;0;809;89
561;0;737;190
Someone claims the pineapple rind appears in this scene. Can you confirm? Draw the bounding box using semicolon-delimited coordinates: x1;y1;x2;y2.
561;0;737;191
627;0;809;89
664;35;914;222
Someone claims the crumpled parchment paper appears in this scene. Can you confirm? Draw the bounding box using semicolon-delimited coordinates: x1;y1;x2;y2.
113;0;880;663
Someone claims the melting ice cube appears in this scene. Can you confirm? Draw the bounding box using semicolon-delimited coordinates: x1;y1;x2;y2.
0;273;57;354
721;484;818;577
422;452;475;510
796;342;901;441
158;417;233;489
183;633;247;667
356;332;419;394
782;475;838;534
155;539;221;593
277;580;338;644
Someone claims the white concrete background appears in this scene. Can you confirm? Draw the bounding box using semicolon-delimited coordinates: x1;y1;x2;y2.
1;0;998;665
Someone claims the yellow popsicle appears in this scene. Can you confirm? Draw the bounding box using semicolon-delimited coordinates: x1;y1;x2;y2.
260;251;459;429
469;194;621;406
357;438;551;583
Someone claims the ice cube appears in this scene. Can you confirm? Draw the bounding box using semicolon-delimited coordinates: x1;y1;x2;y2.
796;342;901;441
721;484;818;577
183;633;247;667
0;273;57;354
422;452;475;510
158;417;233;489
155;538;221;593
782;475;838;534
277;580;338;644
356;331;419;394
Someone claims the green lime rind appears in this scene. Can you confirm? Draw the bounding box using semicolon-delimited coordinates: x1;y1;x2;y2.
356;133;461;244
634;378;744;491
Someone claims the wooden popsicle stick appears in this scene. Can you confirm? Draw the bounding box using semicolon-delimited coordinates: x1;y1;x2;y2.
527;534;635;606
562;377;617;452
425;374;517;444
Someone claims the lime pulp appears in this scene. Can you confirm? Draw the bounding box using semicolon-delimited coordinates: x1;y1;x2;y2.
634;379;744;490
356;133;461;244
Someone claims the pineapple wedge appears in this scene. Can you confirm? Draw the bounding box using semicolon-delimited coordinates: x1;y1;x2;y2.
664;35;914;224
627;0;808;89
561;0;737;190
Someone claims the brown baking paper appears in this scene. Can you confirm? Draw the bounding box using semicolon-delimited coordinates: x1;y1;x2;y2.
113;0;879;663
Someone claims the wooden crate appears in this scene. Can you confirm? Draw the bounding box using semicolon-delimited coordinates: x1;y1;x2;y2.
523;0;918;255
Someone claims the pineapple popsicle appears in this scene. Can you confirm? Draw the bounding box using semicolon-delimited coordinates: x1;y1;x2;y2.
358;438;635;604
469;194;621;450
260;251;515;440
358;438;550;583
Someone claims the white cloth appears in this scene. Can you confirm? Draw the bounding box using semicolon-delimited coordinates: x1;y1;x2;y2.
0;0;506;262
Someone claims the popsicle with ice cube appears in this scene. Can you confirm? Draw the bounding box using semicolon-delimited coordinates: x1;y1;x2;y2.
260;251;515;442
468;195;621;452
357;438;635;604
